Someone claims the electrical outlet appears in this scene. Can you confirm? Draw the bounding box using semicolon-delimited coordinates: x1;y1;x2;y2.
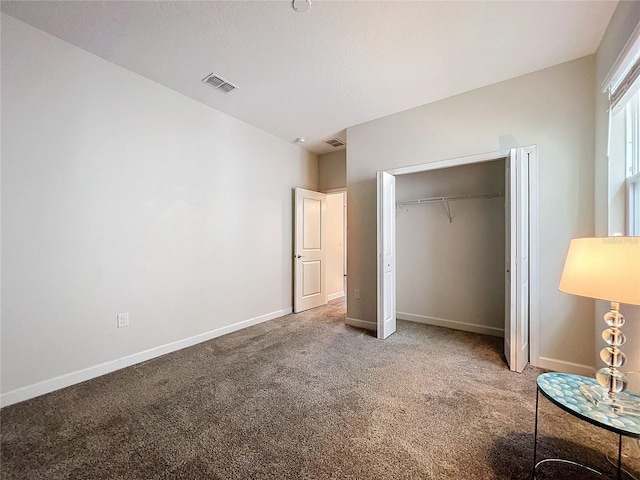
117;313;129;328
354;289;360;300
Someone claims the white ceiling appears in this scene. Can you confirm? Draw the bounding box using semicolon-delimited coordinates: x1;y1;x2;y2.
1;1;617;155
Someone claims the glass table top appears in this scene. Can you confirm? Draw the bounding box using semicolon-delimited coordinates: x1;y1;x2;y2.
537;372;640;437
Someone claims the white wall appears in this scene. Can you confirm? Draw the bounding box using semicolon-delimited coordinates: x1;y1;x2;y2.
318;150;346;192
325;192;345;300
594;3;640;392
346;56;596;372
395;160;505;336
1;14;318;404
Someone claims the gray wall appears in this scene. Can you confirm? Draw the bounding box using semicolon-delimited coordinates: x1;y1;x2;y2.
318;150;346;192
346;56;596;371
396;160;505;335
594;2;640;391
1;15;318;402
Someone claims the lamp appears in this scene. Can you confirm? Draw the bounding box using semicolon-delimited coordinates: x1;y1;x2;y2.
559;236;640;414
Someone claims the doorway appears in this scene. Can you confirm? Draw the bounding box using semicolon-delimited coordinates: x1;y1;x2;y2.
293;188;347;313
325;191;347;302
395;160;505;334
376;147;539;373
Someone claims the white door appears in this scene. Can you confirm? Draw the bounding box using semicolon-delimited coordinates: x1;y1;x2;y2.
504;148;530;372
294;188;327;313
377;171;396;339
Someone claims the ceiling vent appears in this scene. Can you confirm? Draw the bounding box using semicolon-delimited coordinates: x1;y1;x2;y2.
202;73;238;94
326;138;345;148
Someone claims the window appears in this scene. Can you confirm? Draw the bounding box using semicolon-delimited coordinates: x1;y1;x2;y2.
626;90;640;234
606;26;640;236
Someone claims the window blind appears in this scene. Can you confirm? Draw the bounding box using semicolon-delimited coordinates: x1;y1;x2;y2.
605;20;640;110
610;57;640;109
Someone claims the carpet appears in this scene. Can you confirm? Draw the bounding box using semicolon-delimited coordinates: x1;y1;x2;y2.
2;302;639;479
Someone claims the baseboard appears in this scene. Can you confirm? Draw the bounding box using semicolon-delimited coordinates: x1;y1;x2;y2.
537;357;595;377
328;291;345;302
397;312;504;337
0;307;292;408
345;317;376;331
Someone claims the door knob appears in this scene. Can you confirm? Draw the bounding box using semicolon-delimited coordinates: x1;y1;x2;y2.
295;255;303;259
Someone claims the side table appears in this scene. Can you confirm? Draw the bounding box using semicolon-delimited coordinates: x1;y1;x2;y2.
533;372;640;480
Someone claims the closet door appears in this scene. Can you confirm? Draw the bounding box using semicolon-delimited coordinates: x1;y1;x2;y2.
377;171;396;339
505;148;530;372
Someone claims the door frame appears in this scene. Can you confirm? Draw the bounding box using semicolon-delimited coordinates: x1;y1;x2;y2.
381;147;540;368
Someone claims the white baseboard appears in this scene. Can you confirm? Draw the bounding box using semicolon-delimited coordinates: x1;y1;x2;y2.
328;291;345;302
345;317;376;331
0;307;292;408
537;357;595;377
397;312;504;337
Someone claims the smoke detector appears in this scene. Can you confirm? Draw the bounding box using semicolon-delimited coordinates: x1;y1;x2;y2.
202;73;238;93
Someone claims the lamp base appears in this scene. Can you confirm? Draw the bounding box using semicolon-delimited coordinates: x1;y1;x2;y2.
580;384;640;416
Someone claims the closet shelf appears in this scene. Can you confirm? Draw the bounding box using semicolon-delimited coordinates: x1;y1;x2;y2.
396;192;503;223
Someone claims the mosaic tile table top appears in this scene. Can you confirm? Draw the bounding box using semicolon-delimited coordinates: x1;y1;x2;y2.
537;372;640;437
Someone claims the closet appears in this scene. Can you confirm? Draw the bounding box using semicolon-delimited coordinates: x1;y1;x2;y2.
395;159;506;337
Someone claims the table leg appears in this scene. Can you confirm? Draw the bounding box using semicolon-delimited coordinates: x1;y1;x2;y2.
617;434;622;480
532;388;539;479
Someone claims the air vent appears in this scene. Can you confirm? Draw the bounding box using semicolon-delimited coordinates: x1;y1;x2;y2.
202;73;238;94
326;138;345;148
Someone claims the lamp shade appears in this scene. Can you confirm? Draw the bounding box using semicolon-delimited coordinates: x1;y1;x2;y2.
559;237;640;305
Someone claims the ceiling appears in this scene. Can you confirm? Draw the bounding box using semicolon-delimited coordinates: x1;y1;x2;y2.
1;1;617;155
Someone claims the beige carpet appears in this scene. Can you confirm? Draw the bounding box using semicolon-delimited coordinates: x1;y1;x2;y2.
2;302;639;479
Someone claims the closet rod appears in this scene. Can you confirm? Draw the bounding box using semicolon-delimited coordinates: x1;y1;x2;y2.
396;192;503;208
